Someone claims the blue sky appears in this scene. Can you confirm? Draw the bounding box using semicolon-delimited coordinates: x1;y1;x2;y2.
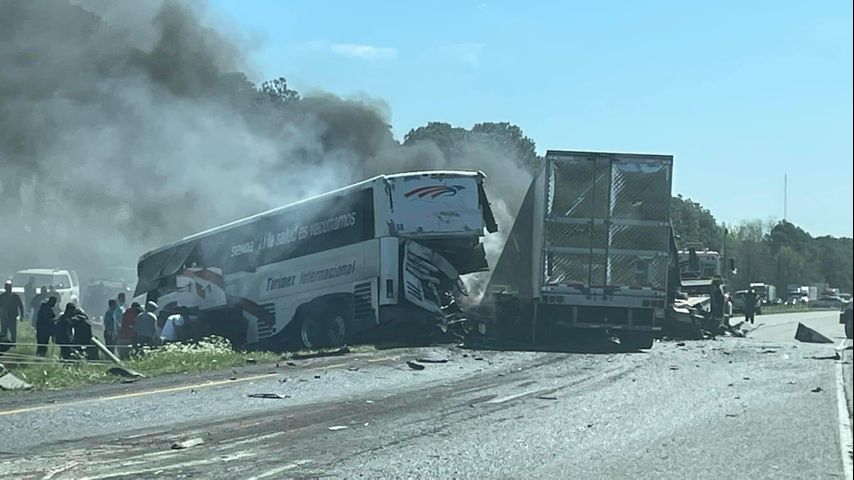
210;0;853;237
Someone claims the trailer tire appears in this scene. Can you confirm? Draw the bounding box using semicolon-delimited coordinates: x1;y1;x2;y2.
619;331;654;350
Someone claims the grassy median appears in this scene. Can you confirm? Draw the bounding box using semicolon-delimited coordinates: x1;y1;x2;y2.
1;323;278;391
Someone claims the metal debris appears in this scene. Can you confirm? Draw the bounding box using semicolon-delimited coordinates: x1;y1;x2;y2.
0;372;32;390
171;438;205;450
810;386;823;393
106;366;144;378
536;395;557;400
415;357;449;364
247;393;290;399
794;323;833;344
406;361;425;371
328;425;348;431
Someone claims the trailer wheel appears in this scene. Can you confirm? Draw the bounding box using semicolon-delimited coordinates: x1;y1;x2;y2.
325;314;347;348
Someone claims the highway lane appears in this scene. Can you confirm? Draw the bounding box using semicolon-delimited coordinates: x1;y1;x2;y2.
0;311;850;479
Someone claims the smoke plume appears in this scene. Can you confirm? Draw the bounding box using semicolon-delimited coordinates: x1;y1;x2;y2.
0;0;530;290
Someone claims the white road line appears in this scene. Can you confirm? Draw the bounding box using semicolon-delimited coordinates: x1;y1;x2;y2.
247;459;313;480
835;339;852;480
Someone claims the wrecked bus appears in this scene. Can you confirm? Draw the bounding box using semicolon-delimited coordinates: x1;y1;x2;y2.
482;150;676;350
134;171;497;350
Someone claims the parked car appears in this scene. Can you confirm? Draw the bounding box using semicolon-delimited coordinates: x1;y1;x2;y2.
11;268;80;309
812;296;848;309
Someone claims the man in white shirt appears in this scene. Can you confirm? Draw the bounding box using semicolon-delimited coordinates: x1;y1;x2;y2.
160;309;185;344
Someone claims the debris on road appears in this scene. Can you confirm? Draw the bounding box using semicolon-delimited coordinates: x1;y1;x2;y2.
406;361;425;371
106;366;145;378
676;342;686;347
328;425;348;431
807;352;841;360
246;358;257;364
794;323;834;344
725;413;739;418
415;357;449;364
247;393;290;399
292;347;351;360
536;395;557;400
171;438;205;450
0;371;32;390
760;349;777;354
810;386;823;393
669;366;679;370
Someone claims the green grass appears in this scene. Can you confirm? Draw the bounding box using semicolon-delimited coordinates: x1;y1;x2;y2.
1;322;277;391
1;321;375;391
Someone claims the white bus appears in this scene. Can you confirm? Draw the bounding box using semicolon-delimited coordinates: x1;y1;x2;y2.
134;171;497;350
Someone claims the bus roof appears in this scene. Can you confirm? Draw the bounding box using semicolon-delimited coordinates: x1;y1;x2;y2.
139;170;484;261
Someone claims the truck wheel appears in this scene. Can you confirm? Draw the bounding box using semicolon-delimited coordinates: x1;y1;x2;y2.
299;314;325;349
620;331;654;350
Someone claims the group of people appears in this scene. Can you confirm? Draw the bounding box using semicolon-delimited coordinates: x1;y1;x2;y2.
1;278;193;360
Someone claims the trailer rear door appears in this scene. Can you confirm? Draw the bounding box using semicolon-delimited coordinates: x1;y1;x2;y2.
542;151;673;292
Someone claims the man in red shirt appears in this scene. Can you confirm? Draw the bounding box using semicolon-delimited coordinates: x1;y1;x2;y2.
118;302;141;359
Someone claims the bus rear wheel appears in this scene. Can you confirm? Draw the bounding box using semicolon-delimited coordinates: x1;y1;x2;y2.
299;312;348;349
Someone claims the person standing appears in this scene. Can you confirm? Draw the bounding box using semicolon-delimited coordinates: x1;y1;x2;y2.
117;301;141;359
30;286;49;327
54;303;76;360
36;296;57;356
0;280;25;344
709;278;726;332
744;288;758;325
103;299;121;352
71;307;97;361
134;301;158;348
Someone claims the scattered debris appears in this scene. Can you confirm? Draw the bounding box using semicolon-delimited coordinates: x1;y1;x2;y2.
120;378;140;384
676;342;686;347
810;386;823;393
406;361;425;371
725;413;738;418
536;395;558;401
246;358;257;364
669;366;679;371
279;378;288;383
0;372;32;390
794;323;833;344
346;366;360;372
462;354;469;358
106;366;144;378
286;361;297;367
760;349;777;354
415;357;449;364
247;393;290;400
292;347;351;360
313;375;321;379
171;438;205;450
586;423;594;428
743;377;750;381
328;425;348;431
808;352;841;360
365;400;374;404
474;357;485;361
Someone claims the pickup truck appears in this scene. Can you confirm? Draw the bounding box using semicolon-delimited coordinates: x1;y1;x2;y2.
12;268;81;311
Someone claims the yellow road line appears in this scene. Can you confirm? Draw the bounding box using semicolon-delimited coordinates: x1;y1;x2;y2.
0;354;392;418
0;373;277;417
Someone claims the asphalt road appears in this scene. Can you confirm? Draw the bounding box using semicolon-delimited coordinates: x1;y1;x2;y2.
0;310;850;479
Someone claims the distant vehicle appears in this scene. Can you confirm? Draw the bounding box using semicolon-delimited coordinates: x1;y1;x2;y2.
841;302;853;339
731;289;762;315
11;268;80;308
749;282;777;305
786;285;810;304
813;296;848;309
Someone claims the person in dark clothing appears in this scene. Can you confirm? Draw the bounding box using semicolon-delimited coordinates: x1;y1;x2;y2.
30;286;49;327
71;307;97;360
744;288;758;324
36;296;58;356
54;303;76;360
0;280;25;344
709;278;726;331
